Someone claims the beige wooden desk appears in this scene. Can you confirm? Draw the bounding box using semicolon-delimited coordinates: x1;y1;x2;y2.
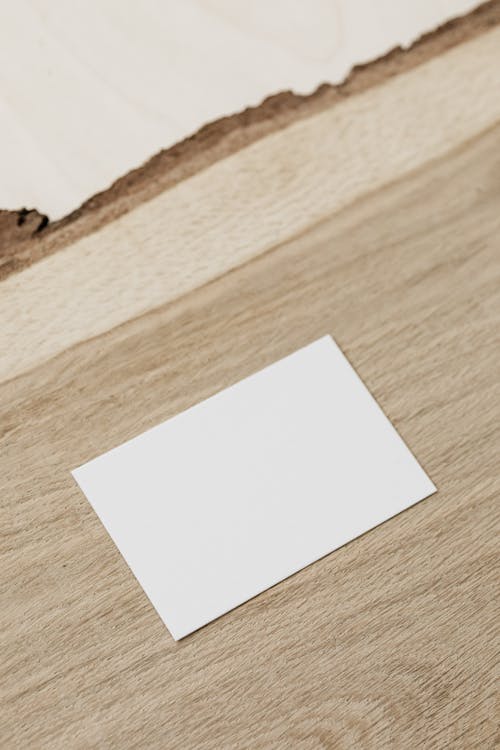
1;6;499;748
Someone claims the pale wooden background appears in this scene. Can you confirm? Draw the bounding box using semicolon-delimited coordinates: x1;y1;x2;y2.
0;0;481;219
1;9;499;749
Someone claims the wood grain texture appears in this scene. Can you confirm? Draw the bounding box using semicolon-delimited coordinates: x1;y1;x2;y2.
0;0;482;220
1;14;500;750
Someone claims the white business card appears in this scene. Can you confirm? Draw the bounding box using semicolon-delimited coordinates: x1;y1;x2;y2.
72;336;435;640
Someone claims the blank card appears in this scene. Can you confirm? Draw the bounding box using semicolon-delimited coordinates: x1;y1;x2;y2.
72;336;435;640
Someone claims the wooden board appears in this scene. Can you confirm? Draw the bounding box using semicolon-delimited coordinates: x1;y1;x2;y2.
1;6;499;749
0;0;482;219
1;1;498;274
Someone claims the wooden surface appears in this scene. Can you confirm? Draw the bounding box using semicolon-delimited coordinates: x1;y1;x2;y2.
0;0;481;219
1;8;500;750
